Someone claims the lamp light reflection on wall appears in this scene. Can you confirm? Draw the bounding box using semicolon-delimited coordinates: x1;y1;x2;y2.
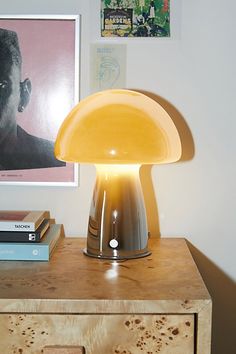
55;89;181;260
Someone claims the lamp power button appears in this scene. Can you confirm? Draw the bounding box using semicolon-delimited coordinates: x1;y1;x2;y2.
109;239;118;249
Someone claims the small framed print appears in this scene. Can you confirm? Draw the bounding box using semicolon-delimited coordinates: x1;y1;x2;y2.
101;0;170;38
90;43;127;93
0;15;80;186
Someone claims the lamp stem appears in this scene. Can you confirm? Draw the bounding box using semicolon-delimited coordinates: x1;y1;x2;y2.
84;164;151;259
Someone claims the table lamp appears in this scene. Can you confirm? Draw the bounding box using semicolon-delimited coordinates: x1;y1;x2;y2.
55;89;181;259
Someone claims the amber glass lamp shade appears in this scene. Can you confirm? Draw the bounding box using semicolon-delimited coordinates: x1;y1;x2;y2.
55;90;181;259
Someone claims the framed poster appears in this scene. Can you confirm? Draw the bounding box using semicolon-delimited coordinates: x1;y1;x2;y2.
101;0;170;37
0;15;80;186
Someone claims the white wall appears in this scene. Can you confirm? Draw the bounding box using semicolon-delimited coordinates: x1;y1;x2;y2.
0;2;235;353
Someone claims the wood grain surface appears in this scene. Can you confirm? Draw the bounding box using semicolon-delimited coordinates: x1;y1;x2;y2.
0;237;212;354
0;238;210;314
1;314;194;354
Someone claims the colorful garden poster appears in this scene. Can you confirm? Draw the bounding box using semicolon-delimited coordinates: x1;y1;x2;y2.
101;0;170;37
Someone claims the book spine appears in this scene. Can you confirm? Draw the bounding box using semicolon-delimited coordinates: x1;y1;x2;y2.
0;232;41;243
0;221;35;232
0;220;49;242
0;244;49;261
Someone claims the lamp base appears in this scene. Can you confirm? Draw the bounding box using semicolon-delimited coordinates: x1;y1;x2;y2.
85;165;150;260
83;248;151;260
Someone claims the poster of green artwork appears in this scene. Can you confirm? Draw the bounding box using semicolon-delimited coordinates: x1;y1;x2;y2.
101;0;170;37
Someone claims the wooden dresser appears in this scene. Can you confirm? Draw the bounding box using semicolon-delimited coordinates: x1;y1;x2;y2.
0;237;212;354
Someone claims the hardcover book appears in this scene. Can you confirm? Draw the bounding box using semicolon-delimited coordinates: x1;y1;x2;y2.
0;211;50;232
0;224;63;261
0;219;50;243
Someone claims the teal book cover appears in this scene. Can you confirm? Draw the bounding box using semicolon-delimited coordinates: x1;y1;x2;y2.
0;224;63;261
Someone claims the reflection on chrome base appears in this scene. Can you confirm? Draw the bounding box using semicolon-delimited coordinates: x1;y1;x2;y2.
84;165;151;260
83;248;151;260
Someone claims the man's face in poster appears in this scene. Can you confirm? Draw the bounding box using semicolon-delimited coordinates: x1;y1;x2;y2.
0;28;24;141
0;60;21;133
0;28;31;145
0;22;73;178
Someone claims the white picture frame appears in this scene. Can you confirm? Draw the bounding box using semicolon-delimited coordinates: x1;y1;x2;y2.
0;15;80;186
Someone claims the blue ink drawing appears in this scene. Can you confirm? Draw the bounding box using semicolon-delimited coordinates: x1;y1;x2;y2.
98;56;120;90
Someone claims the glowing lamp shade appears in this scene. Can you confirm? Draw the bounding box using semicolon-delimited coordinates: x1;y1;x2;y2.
55;89;181;259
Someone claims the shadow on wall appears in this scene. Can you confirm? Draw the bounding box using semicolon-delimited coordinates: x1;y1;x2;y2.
137;90;195;237
187;241;236;354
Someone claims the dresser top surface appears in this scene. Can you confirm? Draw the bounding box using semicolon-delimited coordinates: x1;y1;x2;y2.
0;237;210;305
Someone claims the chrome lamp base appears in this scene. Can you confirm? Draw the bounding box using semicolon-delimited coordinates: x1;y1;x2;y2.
83;248;151;260
84;165;151;260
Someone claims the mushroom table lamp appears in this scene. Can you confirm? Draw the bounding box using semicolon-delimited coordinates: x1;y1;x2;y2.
55;89;181;260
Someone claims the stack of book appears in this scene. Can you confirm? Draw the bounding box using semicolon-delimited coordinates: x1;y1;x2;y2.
0;210;64;261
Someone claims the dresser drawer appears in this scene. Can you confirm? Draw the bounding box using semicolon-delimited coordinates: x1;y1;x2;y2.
0;313;194;354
